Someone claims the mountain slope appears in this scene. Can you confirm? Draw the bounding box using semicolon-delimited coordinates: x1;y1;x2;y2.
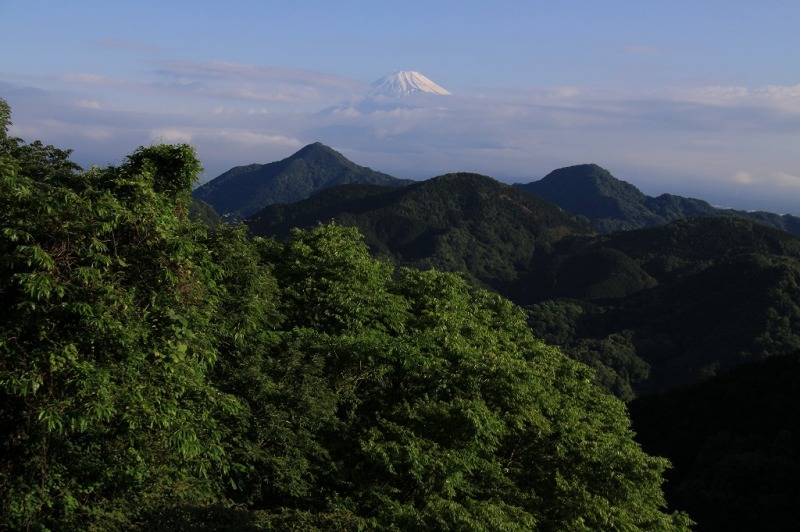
514;164;800;235
370;70;452;96
527;216;800;397
247;172;593;295
192;142;412;220
319;70;452;117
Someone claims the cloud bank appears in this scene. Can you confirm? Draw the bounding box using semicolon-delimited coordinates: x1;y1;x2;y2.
4;61;799;214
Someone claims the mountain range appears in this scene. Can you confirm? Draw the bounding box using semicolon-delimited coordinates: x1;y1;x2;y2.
195;141;800;399
197;142;800;236
247;172;592;296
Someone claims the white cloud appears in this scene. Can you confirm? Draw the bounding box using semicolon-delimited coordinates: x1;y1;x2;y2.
209;130;301;148
46;61;361;111
150;61;363;107
550;86;581;99
156;61;362;90
55;73;126;87
678;83;800;113
774;172;800;187
80;127;114;141
754;84;800;112
150;128;194;143
76;99;102;109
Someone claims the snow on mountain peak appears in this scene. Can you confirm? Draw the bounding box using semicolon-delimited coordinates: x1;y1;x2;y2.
371;70;452;96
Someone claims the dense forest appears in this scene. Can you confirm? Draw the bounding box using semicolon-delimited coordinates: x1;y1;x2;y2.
248;174;800;401
0;99;692;529
241;144;800;530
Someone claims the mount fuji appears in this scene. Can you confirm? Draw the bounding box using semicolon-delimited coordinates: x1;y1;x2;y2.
370;70;452;97
317;70;452;117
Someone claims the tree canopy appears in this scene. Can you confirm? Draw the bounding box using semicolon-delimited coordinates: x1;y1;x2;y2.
0;120;234;527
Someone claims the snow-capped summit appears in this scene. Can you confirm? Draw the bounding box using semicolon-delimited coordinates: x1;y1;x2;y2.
371;70;452;97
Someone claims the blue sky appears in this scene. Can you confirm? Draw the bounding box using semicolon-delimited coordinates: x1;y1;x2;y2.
2;0;799;213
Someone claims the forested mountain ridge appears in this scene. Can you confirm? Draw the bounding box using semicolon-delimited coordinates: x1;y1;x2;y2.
194;142;798;237
248;172;594;293
513;163;800;235
192;142;412;220
248;174;800;400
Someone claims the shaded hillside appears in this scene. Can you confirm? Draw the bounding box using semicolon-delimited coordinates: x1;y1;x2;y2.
247;173;594;294
629;353;800;531
499;216;800;302
591;216;800;279
514;164;800;235
610;252;800;393
527;217;800;397
192;142;412;219
248;172;800;399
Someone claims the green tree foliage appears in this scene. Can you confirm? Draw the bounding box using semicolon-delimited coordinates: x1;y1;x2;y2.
219;224;690;530
0;100;689;529
526;301;650;402
0;117;235;527
0;98;11;143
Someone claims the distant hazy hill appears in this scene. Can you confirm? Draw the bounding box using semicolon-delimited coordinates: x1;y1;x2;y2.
514;164;800;236
247;172;593;293
192;142;412;220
